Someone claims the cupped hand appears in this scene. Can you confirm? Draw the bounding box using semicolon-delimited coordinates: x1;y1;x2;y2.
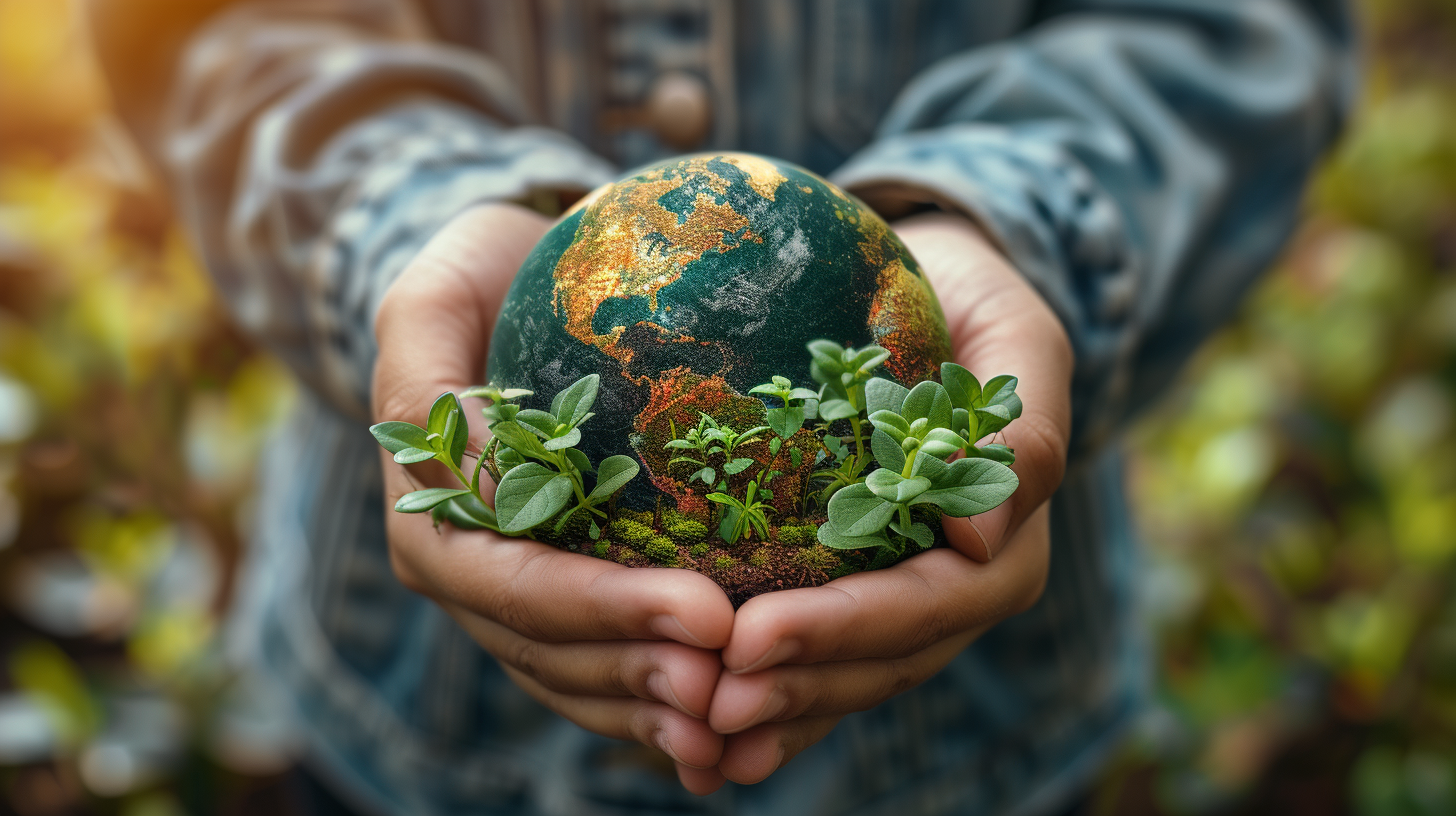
372;203;737;793
704;212;1074;786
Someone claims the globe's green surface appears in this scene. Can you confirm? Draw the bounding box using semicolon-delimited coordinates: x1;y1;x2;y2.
486;153;952;511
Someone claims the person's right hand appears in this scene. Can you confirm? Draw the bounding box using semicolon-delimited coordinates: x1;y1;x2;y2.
372;202;736;794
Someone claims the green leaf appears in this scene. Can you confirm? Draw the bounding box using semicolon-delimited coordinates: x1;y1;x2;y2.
704;492;741;507
589;520;601;540
870;428;905;473
952;407;973;441
440;492;499;530
912;459;1019;517
866;469;931;503
766;406;804;439
588;455;639;502
724;457;756;476
901;381;953;429
393;447;437;465
865;377;910;416
692;466;715;485
490;421;551;460
551;374;600;428
851;345;891;373
867;409;910;442
791;448;803;469
909;450;949;481
482;403;521;424
748;382;781;397
979;375;1020;411
889;519;935;550
424;393;467;466
395;488;472;514
975;444;1017;465
788;387;819;403
940;363;981;410
461;385;533;402
827;483;897;537
565;447;595;475
543;428;582;451
514;409;559;439
818;398;858;422
921;427;966;460
973;404;1013;439
495;464;574;533
816;522;891;551
426;392;456;436
441;402;466;467
370;422;431;454
807;339;847;372
823;435;848;463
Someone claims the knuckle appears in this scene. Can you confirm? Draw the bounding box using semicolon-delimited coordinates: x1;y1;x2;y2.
508;638;545;681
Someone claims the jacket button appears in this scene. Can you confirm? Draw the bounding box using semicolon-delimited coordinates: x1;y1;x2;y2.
647;71;711;150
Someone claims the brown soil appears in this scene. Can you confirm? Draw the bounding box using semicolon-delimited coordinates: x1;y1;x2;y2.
555;515;930;607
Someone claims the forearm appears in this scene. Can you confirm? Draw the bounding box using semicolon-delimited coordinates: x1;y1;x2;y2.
89;0;615;419
833;0;1356;454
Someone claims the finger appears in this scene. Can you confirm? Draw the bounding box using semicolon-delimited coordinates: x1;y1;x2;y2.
676;764;727;796
443;604;723;718
501;665;725;770
896;213;1073;559
716;716;842;786
384;484;734;644
722;506;1050;670
708;630;977;734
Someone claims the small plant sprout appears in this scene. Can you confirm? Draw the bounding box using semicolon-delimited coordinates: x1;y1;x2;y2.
749;374;820;438
705;477;774;545
806;341;889;502
664;413;769;491
816;375;1021;554
371;373;640;542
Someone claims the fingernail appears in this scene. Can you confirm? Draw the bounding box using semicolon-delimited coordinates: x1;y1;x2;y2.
730;638;801;675
650;614;711;649
723;687;788;735
654;729;709;769
647;670;698;718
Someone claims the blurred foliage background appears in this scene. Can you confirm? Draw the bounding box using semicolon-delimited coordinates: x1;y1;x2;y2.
0;1;1452;814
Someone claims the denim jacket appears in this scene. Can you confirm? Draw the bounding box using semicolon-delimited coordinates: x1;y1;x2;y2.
91;1;1355;813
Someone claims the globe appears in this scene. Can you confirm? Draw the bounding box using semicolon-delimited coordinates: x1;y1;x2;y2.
485;153;952;513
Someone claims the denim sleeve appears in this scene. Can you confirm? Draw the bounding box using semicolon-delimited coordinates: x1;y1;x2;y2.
832;0;1357;454
136;0;615;419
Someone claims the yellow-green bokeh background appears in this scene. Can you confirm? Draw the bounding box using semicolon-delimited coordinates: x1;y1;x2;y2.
1;2;1453;814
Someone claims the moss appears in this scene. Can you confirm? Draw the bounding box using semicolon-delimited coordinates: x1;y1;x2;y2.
776;524;819;549
748;547;772;568
689;542;710;558
792;543;840;572
644;535;678;565
615;547;639;564
665;517;708;548
713;555;737;571
609;518;656;548
620;508;655;525
828;550;868;579
532;509;591;546
593;542;611;559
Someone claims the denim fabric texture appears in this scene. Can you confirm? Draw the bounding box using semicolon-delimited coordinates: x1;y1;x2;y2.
105;0;1357;813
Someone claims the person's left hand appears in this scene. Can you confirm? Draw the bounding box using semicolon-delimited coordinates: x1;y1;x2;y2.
697;212;1074;789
